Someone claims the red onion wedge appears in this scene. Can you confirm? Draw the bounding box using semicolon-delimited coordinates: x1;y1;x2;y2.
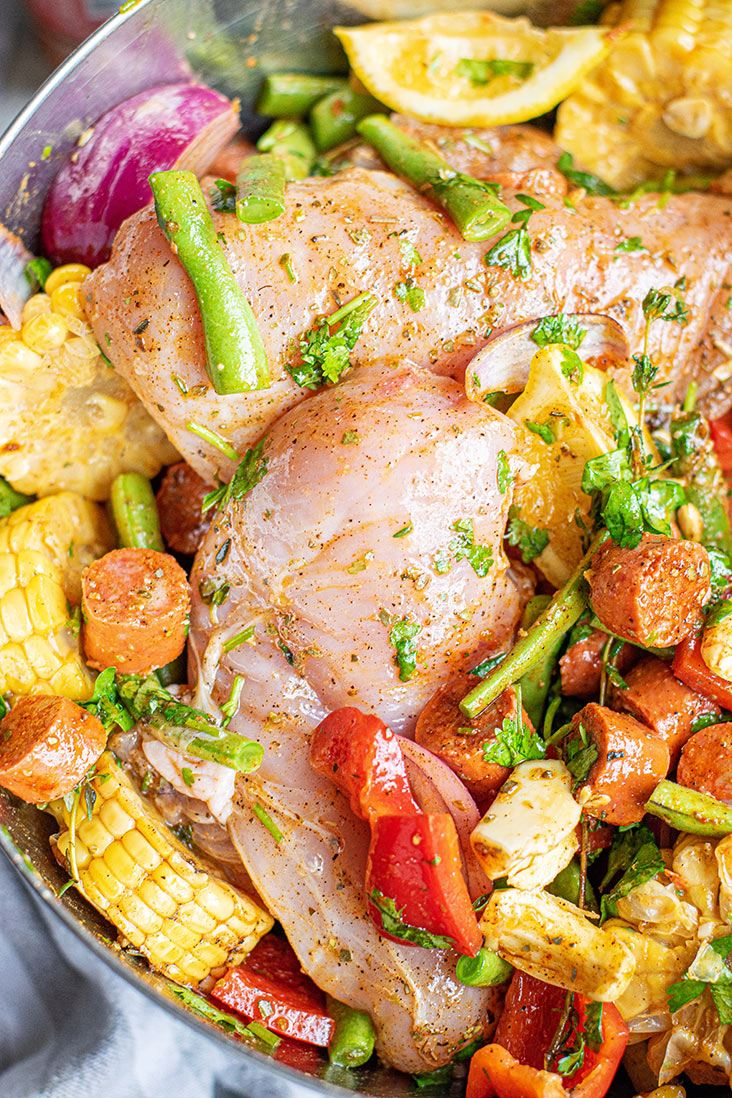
465;314;630;404
400;736;491;901
41;83;240;268
0;224;34;329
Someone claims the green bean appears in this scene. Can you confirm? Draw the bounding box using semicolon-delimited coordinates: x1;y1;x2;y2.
149;170;269;394
256;119;316;181
185;729;263;772
547;857;598;912
645;779;732;837
518;594;563;729
326;996;376;1067
110;473;164;551
461;531;607;719
0;476;33;517
455;947;512;987
256;73;348;118
310;88;383;152
235;154;286;224
355;114;511;242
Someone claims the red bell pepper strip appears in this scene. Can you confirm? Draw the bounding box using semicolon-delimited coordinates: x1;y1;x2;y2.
211;934;335;1047
311;707;481;954
569;1000;628;1098
310;706;419;821
673;633;732;710
710;414;732;473
366;812;483;955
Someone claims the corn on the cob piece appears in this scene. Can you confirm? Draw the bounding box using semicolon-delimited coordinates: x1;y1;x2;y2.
0;264;177;500
556;0;732;189
0;548;92;699
49;752;273;985
0;492;114;604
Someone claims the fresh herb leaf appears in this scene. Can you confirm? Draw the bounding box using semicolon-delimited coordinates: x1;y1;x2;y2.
456;58;534;85
506;505;549;562
565;723;599;789
399;239;422;267
393;522;413;538
81;667;134;734
631;352;659;396
24;256;53;292
181;767;194;788
642;286;690;327
485;195;545;280
387;616;421;682
556;151;615;196
288;292;377;389
530;314;587;350
614;236;647;253
483;701;546;767
604;380;629;448
394;279;425;312
584;1002;604;1052
341;429;359;445
209;178;236;212
560;347;584;385
525;418;555;445
666;978;708;1014
198;577;230;607
202;437;268;514
496;449;512;494
369;888;455;949
600;831;664;921
117;674;220;736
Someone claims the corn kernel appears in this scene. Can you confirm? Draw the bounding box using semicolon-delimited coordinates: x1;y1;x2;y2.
164;921;200;951
99;797;135;839
44;263;91;296
86;393;128;433
103;840;145;891
20;293;51;324
137;877;178;918
115;887;164;935
88;856;126;903
153;862;195;905
50;281;86;320
146;933;185;967
121;829;161;873
0;586;33;641
21;313;67;354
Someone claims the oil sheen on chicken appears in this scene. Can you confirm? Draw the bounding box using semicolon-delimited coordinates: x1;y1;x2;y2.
186;367;517;1072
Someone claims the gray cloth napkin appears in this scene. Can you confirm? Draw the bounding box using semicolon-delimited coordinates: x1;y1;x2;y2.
0;856;270;1098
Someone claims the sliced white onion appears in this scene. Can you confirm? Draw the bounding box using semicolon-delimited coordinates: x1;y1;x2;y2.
465;313;630;403
0;223;33;329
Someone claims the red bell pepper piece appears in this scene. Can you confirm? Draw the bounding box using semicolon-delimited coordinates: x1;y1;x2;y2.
311;707;481;954
310;706;419;821
673;633;732;710
366;812;483;956
710;414;732;473
468;972;628;1098
211;934;335;1047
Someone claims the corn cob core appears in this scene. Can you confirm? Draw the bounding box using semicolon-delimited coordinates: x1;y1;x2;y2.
0;493;115;604
49;752;273;985
0;264;177;500
556;0;732;188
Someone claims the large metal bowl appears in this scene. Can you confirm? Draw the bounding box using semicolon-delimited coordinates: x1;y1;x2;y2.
0;2;695;1095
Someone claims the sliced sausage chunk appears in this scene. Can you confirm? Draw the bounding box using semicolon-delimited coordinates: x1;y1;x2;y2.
156;462;211;555
567;702;670;826
677;723;732;804
82;547;190;674
611;656;721;767
559;628;636;698
587;534;711;648
415;672;530;799
0;695;106;803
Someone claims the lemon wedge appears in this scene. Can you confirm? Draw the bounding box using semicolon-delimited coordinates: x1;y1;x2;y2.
335;12;614;127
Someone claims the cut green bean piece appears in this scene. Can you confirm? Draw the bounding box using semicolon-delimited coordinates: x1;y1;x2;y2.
547;857;598;911
236;154;286;224
0;476;33;517
186;730;263;772
518;594;563;729
645;779;732;837
256;119;316;181
257;73;348;118
110;473;164;551
455;947;512;987
149;170;269;394
355;114;511;242
310;88;383;152
326;996;376;1067
461;531;607;718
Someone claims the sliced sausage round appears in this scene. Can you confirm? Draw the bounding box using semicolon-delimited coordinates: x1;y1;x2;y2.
677;723;732;804
611;656;721;767
415;672;529;799
568;702;670;826
156;462;211;555
82;547;190;675
0;695;106;803
560;628;636;698
587;534;711;648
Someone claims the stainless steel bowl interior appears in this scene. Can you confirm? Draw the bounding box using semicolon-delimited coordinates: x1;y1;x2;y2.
0;1;685;1094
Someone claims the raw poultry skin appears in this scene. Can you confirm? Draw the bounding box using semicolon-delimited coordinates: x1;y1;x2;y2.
187;367;516;1072
86;121;732;484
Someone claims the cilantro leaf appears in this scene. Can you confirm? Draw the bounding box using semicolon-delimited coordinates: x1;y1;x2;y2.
530;314;587;350
209;178;236;212
556;151;616;196
25;256;53;292
434;519;494;577
614;236;647;253
485;195;544;280
496;450;513;494
525;418;555;445
666;978;708;1014
456;58;534;86
82;667;134;734
202;437;268;514
584;1002;604;1053
600;824;658;891
483;706;546;767
288;292;377;389
560;346;584;384
600;837;664;921
711;984;732;1024
369;888;455;949
387;616;421;682
394;279;425;312
506;505;549;562
399;239;422;267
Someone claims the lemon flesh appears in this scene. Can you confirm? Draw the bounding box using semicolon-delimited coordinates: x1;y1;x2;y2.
335;12;612;128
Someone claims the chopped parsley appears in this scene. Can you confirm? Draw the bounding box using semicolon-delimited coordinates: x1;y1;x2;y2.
202;436;268;514
667;936;732;1022
530;314;587;350
484;194;545;280
393;522;413;538
600;825;664;921
181;767;194;788
384;614;421;682
394;279;425;312
434;519;493;577
506;505;549;562
209;178;236;212
456;58;535;85
399;239;422;267
341;430;359;445
614;236;647;253
496;450;512;494
525;418;555;445
288;292;377;389
198;576;231;607
560;346;584;385
556;151;616;196
582;447;685;549
81;667;134;734
369;889;455;949
564;722;599;789
483;686;546;767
